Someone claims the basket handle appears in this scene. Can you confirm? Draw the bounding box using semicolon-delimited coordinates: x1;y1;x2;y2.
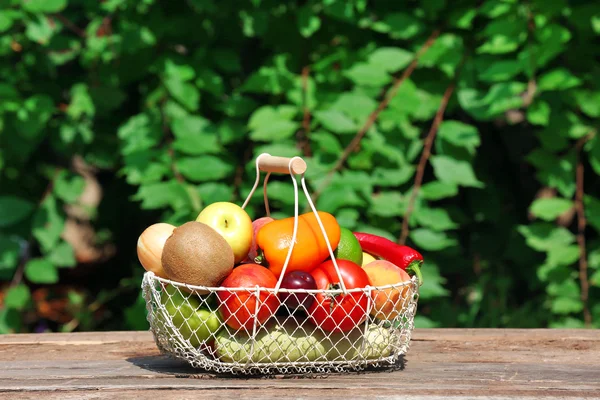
241;153;348;294
258;155;307;175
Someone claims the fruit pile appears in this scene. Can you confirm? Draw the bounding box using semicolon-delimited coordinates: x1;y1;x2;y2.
138;201;423;364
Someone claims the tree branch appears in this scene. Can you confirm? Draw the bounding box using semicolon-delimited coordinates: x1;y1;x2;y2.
399;82;456;245
575;134;593;328
54;14;86;38
309;30;441;205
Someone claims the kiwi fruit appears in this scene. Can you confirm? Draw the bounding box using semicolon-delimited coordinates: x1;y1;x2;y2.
161;221;235;288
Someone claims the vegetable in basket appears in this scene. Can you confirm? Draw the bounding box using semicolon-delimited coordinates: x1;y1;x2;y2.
214;318;328;363
352;232;423;284
307;259;370;333
255;211;341;277
214;318;393;363
156;285;222;348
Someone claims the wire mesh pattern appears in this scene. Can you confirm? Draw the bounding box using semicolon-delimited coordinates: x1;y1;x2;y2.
142;272;419;374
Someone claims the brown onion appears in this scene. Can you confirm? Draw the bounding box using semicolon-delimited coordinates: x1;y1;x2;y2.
137;223;176;278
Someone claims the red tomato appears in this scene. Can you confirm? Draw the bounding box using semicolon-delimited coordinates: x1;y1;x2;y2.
217;264;280;331
307;259;370;333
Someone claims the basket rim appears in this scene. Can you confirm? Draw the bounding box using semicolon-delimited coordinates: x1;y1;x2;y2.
144;271;419;294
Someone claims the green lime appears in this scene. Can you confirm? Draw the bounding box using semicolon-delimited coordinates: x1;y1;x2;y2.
333;227;363;266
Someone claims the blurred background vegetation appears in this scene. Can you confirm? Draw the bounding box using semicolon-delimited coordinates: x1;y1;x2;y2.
1;0;599;334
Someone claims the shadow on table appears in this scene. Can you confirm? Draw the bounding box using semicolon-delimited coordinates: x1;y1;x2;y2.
126;354;406;380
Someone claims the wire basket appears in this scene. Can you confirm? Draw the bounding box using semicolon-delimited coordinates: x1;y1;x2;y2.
141;154;420;375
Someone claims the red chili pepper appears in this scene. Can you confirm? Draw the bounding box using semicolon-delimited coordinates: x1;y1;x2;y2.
352;232;423;285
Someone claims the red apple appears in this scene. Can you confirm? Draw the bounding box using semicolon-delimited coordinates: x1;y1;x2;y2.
245;216;275;263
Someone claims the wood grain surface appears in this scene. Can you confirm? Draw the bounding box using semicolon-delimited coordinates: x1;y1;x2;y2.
0;329;598;399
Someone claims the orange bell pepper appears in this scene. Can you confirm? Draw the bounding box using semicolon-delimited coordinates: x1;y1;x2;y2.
255;211;341;278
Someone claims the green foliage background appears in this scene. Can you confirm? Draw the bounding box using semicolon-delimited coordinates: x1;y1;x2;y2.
1;0;599;333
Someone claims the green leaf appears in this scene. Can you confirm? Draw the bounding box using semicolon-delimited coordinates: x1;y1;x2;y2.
311;131;343;155
546;245;580;267
368;47;413;73
527;101;551;126
298;6;321;38
134;181;192;211
344;63;391;87
527;149;576;197
17;95;54;138
387;79;420;117
483;82;526;116
410;228;457;251
25;258;58;284
593;15;600;34
420;181;459;200
122;151;170;185
331;91;377;122
438;121;480;154
418;34;464;77
517;223;575;252
317;185;365;213
477;18;526;54
584;195;600;233
431;156;484;188
574;90;600;118
372;167;415;187
68;83;95;120
538;68;582;91
530;198;574;221
118;113;161;155
414;208;458;231
197;183;234;205
0;235;21;275
369;192;405;218
414;316;440;328
418;262;449;299
589;136;600;176
195;68;224;97
0;196;34;228
335;208;360;230
164;78;199;111
382;13;424;39
54;171;85;203
248;106;299;141
171;115;221;154
176;156;234;182
22;0;67;13
25;15;56;45
314;110;358;134
32;195;65;253
4;285;31;310
551;297;583;315
478;59;522;82
47;241;76;268
0;11;18;32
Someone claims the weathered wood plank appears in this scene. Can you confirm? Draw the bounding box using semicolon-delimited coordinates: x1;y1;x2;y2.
0;329;598;399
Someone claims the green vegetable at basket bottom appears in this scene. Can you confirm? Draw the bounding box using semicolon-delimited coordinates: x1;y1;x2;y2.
155;285;223;348
214;318;394;363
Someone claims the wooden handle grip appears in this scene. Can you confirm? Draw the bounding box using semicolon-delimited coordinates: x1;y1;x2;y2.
258;155;307;175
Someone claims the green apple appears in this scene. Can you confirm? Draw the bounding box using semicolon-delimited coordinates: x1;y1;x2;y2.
156;285;223;348
196;202;253;264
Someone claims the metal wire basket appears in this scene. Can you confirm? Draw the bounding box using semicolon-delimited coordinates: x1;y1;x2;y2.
141;154;420;375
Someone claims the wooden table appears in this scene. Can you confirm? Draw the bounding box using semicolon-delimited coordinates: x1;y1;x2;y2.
0;329;598;399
